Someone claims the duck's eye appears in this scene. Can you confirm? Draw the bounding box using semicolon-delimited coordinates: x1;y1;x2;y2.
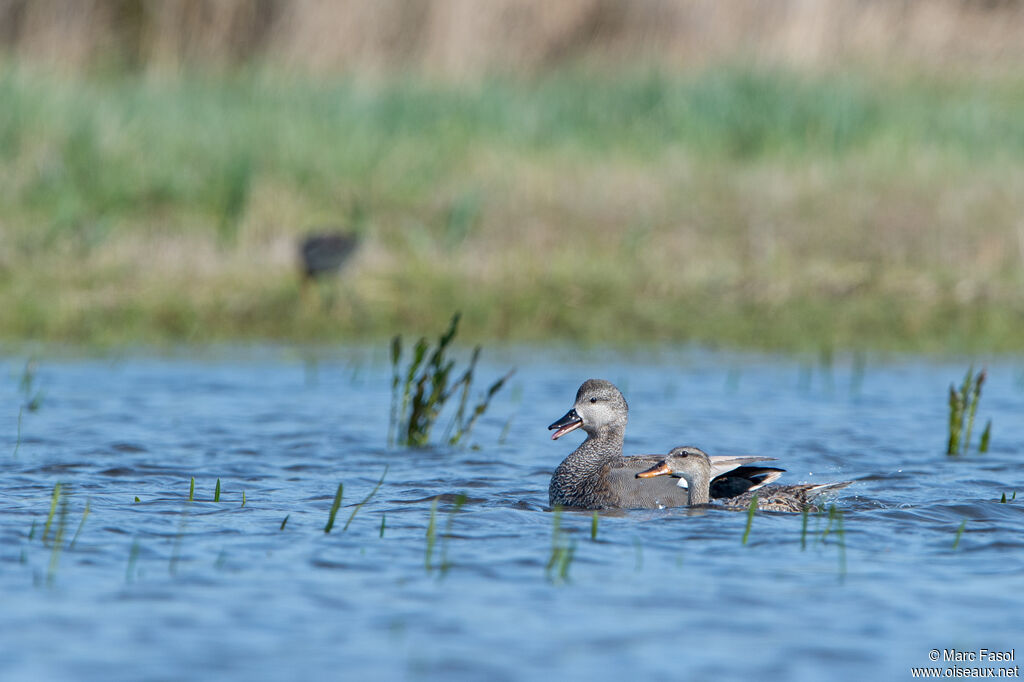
589;397;598;403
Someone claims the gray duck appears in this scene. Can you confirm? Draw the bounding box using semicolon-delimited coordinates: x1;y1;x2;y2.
637;446;852;512
547;379;783;510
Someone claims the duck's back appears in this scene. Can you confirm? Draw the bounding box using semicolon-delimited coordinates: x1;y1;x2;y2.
726;481;852;513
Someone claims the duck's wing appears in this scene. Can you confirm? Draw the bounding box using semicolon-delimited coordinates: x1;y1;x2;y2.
706;455;785;498
710;467;785;498
707;455;778;478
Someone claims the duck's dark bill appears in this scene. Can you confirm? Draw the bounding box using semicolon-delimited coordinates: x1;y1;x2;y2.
548;409;582;440
636;462;671;478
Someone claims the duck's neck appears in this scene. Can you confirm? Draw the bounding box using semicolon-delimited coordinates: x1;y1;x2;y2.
576;426;624;463
549;427;626;508
557;427;624;477
683;469;711;505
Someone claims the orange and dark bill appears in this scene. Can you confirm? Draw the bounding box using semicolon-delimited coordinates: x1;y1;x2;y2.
548;408;582;440
636;461;672;478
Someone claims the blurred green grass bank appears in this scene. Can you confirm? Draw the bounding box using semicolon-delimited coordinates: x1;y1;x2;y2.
2;1;1024;352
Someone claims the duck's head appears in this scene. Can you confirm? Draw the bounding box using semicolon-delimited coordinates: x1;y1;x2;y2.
548;379;628;440
636;446;712;484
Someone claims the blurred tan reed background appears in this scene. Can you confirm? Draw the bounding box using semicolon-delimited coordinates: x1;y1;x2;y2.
3;1;1024;350
3;0;1024;76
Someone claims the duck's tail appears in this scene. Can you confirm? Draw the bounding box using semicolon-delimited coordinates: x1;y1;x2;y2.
802;480;854;499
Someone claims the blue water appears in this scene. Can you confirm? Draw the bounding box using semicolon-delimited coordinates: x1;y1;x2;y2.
2;347;1022;681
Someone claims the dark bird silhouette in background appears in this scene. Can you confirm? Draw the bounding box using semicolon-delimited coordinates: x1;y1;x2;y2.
298;231;359;283
297;231;360;312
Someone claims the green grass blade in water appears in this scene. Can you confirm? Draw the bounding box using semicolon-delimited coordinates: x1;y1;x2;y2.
169;502;190;576
546;506;563;579
962;368;985;454
47;491;71;585
742;495;758;545
388;335;402;447
12;406;23;457
800;506;809;550
444;346;480;445
834;505;847;583
324;482;344;534
42;482;62;544
425;497;439;573
439;493;467;576
343;466;388;532
391;312;512;448
451;368;516;446
558;540;577;583
947;384;963;455
125;539;141;584
952;519;967;550
69;499;90;549
979;419;992;453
